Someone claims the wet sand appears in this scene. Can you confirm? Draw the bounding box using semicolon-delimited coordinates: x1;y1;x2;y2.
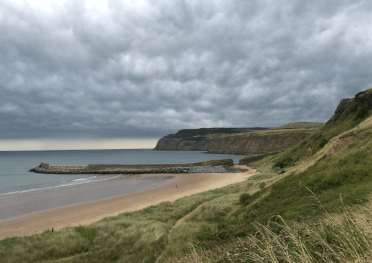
0;174;177;221
0;166;256;240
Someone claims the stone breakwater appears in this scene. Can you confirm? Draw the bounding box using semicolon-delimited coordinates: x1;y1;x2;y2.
30;166;190;174
30;165;238;175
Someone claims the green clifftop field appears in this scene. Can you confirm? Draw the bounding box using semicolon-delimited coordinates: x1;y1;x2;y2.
1;88;372;262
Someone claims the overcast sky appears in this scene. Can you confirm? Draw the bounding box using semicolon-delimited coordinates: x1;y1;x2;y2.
1;0;372;150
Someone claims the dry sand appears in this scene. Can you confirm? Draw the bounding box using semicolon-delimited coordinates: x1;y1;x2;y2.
0;166;256;240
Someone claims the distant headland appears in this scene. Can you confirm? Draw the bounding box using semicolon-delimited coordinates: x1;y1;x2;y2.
154;122;322;155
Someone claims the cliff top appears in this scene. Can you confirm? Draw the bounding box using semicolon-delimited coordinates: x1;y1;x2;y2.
161;122;322;140
204;122;321;140
270;122;323;130
164;127;268;139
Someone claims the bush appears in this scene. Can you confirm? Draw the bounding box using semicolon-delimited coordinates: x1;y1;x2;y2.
274;158;293;168
319;138;329;148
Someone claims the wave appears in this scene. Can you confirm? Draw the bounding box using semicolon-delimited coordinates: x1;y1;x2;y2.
72;176;96;182
0;175;120;196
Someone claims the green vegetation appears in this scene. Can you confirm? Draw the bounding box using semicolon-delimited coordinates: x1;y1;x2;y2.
193;158;234;166
1;91;372;262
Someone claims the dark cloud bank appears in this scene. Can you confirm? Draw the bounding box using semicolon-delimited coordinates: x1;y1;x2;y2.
1;0;372;140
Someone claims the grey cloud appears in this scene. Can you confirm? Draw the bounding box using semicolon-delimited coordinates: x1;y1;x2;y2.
1;0;372;140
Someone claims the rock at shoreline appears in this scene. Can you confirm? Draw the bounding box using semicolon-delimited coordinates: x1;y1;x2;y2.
40;162;50;169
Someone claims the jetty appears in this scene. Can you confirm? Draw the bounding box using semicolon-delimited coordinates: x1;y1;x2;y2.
29;159;239;175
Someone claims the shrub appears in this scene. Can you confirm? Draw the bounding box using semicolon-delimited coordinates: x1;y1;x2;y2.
319;138;329;148
274;158;293;168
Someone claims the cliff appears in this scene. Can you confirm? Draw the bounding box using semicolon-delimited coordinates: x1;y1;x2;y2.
154;127;266;151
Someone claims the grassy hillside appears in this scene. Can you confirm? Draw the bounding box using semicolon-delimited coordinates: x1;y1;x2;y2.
206;122;321;140
1;89;372;262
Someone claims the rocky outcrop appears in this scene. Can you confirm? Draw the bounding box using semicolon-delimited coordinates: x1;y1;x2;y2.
154;137;210;151
207;133;309;155
328;89;372;123
154;127;267;151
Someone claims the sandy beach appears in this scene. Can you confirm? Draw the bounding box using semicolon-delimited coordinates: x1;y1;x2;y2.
0;166;256;240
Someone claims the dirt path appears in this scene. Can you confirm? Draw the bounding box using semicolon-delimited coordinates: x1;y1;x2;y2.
155;202;205;263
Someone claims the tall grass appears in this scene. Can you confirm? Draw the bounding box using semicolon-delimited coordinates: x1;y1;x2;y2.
177;201;372;263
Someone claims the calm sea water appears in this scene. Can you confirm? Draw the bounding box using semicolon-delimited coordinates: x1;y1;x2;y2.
0;149;243;195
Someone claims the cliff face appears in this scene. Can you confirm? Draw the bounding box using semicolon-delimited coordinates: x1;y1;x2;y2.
207;133;309;155
154;137;210;151
154;127;266;151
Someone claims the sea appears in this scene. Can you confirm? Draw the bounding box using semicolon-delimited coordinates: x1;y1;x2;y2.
0;149;244;196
